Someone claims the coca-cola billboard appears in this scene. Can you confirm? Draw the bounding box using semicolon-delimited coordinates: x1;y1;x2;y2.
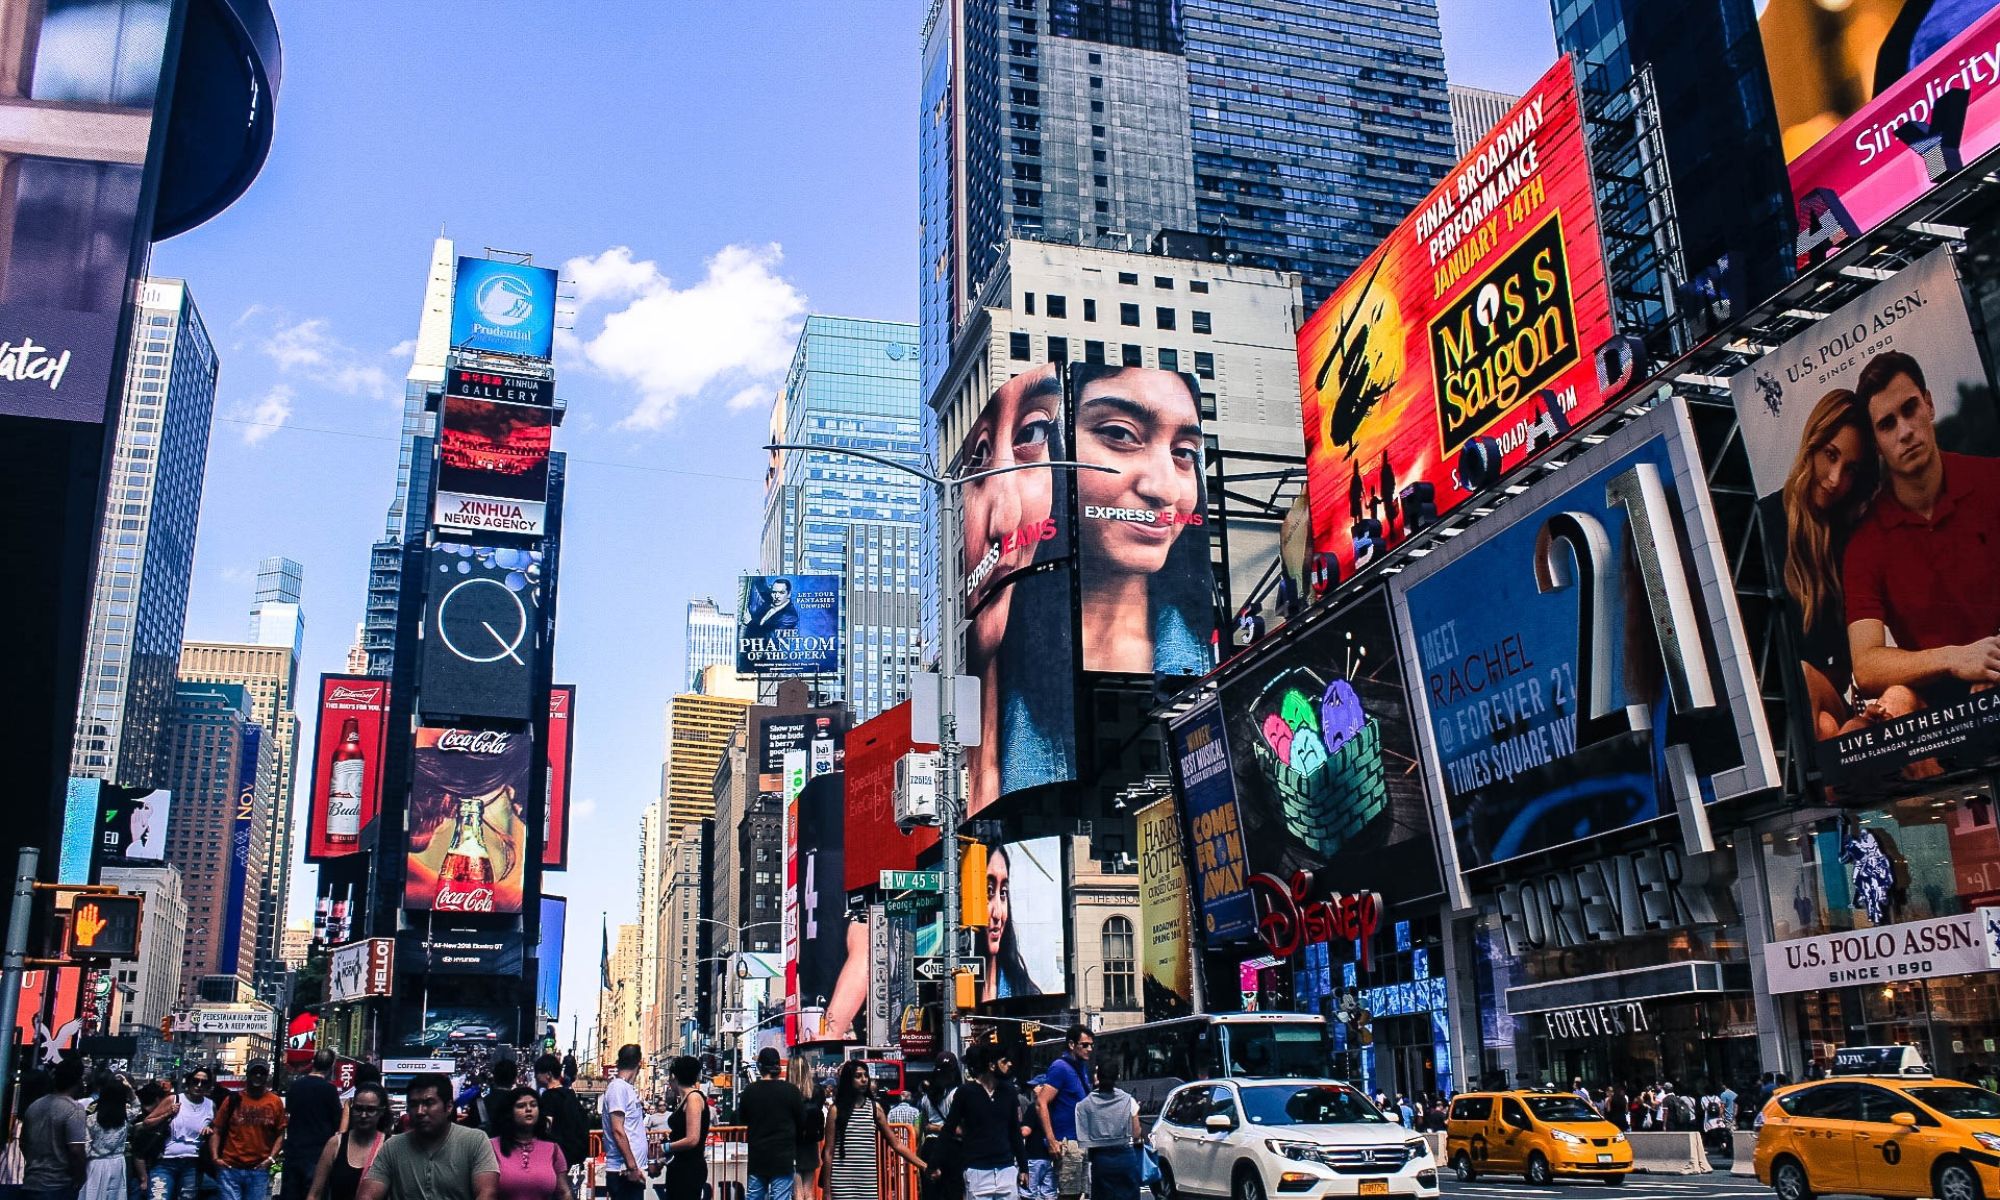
403;726;532;915
306;676;391;861
543;686;574;870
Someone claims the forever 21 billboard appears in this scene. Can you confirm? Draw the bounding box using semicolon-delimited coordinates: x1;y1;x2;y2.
419;542;543;720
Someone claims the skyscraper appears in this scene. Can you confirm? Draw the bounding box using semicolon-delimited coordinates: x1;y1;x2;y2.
662;692;752;836
684;599;736;691
71;280;218;789
247;556;304;691
762;316;923;719
1448;84;1521;157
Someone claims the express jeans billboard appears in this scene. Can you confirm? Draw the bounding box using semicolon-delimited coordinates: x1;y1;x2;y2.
1728;249;2000;787
403;727;532;914
736;574;841;676
1391;400;1778;878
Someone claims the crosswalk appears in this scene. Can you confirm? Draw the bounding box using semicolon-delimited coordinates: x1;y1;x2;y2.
1444;1176;1771;1199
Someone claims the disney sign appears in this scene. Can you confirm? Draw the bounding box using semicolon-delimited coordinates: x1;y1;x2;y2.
1249;869;1385;969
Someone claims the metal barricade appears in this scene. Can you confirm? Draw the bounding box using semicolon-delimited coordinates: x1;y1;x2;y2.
586;1121;917;1200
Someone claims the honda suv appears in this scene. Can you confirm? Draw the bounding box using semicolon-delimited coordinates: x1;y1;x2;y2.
1148;1079;1438;1200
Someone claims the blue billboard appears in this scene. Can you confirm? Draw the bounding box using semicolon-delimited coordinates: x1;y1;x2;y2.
219;726;261;968
452;257;558;361
1169;702;1256;942
538;894;566;1023
736;573;842;676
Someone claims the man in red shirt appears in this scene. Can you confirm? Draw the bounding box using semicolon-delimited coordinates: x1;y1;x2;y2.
1841;350;2000;704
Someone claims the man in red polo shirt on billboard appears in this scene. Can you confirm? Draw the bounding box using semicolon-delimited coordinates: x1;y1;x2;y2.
1842;349;2000;710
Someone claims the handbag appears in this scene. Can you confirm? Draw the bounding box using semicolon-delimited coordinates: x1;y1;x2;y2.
1141;1147;1161;1189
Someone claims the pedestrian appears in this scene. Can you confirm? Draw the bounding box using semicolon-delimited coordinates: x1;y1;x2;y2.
1701;1087;1731;1157
1605;1085;1629;1132
530;1056;588;1193
478;1063;522;1140
488;1086;568;1200
1033;1028;1091;1200
738;1048;806;1200
283;1053;344;1200
21;1057;89;1200
885;1092;922;1136
917;1059;962;1200
597;1046;648;1200
1019;1072;1053;1200
1395;1096;1413;1128
558;1057;576;1090
149;1068;216;1200
941;1047;1022;1200
80;1075;131;1200
126;1082;173;1200
1073;1065;1141;1200
355;1074;498;1200
661;1058;710;1200
208;1060;286;1200
820;1062;924;1200
304;1082;388;1200
1719;1081;1739;1130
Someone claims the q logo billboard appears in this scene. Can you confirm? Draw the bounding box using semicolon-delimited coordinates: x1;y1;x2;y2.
452;257;557;361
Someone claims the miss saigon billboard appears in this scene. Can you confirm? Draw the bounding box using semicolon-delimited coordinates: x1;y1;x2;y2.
1298;57;1617;584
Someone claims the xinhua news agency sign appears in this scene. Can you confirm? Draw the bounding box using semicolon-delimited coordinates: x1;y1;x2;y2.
1764;909;2000;995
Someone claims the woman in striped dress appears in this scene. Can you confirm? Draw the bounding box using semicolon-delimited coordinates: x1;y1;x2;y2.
821;1062;926;1200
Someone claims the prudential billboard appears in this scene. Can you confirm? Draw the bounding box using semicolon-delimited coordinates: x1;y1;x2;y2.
452;258;557;361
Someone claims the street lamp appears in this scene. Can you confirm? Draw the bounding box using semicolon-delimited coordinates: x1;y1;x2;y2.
764;439;1117;1056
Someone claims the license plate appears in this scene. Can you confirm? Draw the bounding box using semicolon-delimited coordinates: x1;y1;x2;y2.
1359;1180;1390;1196
1597;1154;1613;1164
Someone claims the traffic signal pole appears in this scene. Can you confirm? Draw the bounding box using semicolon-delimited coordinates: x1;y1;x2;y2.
0;848;41;1094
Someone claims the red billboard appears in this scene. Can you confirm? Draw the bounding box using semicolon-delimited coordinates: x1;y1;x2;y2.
432;395;552;536
305;676;391;861
1298;57;1616;581
542;685;574;870
842;701;933;890
404;727;532;914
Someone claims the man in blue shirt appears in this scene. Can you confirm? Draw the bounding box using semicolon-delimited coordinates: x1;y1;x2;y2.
1035;1027;1094;1200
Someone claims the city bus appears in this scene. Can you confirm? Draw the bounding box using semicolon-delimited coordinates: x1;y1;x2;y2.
1035;1013;1333;1117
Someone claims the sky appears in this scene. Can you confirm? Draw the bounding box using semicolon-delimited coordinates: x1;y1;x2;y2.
151;0;1554;1052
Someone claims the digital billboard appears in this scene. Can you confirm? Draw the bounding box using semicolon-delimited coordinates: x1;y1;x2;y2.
543;685;574;870
219;728;261;968
395;925;526;975
1728;249;2000;787
736;574;842;676
305;676;391;861
447;366;555;408
796;771;867;1041
977;835;1066;1003
1390;400;1778;877
432;396;552;536
419;542;542;721
1068;364;1216;677
98;789;169;863
953;363;1079;813
1168;703;1255;944
452;257;558;361
1762;3;2000;268
1137;798;1193;1020
538;895;566;1022
1298;57;1617;584
842;701;932;891
404;727;533;914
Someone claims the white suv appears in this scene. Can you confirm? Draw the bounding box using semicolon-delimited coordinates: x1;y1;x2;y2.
1149;1079;1439;1200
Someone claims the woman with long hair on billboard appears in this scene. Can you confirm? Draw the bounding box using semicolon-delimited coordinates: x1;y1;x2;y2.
1070;364;1214;676
1780;388;1917;737
958;365;1078;814
980;842;1036;1003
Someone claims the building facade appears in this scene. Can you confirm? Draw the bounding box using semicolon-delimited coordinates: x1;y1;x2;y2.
71;280;218;789
599;922;642;1064
663;692;753;836
659;830;704;1054
100;864;186;1036
1446;83;1519;157
637;800;662;1058
684;599;735;691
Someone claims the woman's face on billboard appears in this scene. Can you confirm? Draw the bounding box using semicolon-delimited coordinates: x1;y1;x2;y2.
985;847;1011;957
1076;368;1201;576
959;368;1060;655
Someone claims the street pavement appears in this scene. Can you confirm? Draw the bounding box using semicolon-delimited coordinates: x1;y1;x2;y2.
1441;1175;1771;1199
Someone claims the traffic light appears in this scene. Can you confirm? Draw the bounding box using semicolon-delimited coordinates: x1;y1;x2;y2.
960;842;988;928
160;1015;173;1036
67;894;142;960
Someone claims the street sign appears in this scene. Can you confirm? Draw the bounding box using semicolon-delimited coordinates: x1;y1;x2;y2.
190;1007;274;1036
885;894;943;918
916;957;983;981
880;870;943;892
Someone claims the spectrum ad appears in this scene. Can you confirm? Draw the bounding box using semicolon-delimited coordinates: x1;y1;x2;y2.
1297;57;1616;584
543;685;574;869
1764;3;2000;268
306;676;391;861
1727;249;2000;787
1390;400;1778;876
1069;363;1216;677
1137;798;1194;1020
736;574;842;676
403;727;532;914
977;835;1066;1004
452;257;558;361
954;363;1079;813
432;395;552;536
1167;702;1256;943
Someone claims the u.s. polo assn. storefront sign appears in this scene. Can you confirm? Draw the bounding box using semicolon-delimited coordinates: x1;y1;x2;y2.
1765;908;2000;995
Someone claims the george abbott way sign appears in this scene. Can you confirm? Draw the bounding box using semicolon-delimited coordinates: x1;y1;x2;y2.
1765;908;2000;995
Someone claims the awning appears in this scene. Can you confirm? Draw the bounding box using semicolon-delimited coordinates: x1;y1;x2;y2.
1505;960;1749;1015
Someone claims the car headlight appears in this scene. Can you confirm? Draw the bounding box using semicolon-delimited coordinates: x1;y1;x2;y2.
1549;1129;1586;1146
1975;1132;2000;1153
1405;1139;1429;1159
1266;1140;1323;1162
1610;1133;1626;1144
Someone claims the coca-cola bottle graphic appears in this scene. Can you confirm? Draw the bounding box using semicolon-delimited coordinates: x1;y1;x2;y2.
326;718;365;846
436;794;496;911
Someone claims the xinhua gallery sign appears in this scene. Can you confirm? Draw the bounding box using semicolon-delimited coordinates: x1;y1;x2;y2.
1764;909;2000;995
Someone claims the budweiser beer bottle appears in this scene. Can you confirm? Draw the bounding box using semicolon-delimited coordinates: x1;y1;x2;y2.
437;795;496;909
327;718;365;846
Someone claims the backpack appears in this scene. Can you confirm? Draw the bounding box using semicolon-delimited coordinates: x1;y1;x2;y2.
1671;1094;1696;1128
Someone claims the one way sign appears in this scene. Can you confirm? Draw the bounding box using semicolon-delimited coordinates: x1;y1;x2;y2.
916;957;983;981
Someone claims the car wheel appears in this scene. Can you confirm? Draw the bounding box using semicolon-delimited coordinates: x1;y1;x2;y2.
1452;1152;1477;1183
1525;1152;1553;1187
1234;1165;1267;1200
1772;1157;1815;1200
1156;1161;1178;1200
1939;1159;1984;1200
1600;1175;1624;1187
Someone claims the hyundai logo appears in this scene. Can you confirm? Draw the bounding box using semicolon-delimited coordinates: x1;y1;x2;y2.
474;273;538;328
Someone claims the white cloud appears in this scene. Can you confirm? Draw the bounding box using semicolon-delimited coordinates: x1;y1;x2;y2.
259;317;393;398
573;798;599;823
240;385;294;445
564;243;806;429
387;337;417;359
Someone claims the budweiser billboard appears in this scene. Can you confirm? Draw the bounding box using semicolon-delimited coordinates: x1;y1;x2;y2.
404;727;532;914
542;685;574;870
1298;57;1617;584
306;676;391;861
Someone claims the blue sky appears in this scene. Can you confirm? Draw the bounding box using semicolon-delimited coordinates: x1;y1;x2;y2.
152;0;1553;1051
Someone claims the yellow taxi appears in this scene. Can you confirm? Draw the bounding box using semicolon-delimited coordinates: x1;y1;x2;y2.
1445;1089;1634;1186
1755;1069;2000;1200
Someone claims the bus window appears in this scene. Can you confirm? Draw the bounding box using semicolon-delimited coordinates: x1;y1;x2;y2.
1221;1023;1330;1078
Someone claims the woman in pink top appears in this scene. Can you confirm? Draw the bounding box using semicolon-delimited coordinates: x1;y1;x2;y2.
490;1087;570;1200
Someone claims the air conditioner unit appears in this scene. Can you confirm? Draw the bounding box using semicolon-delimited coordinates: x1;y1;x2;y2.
894;752;942;831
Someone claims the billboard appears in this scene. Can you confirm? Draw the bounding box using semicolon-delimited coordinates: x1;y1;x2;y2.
432;395;552;536
58;779;100;884
1214;590;1445;929
1168;703;1256;944
1762;3;2000;267
403;727;533;914
407;1006;519;1052
538;895;566;1022
1298;57;1617;583
395;925;526;975
736;574;842;676
97;789;169;863
305;676;391;861
451;257;558;361
842;702;931;891
219;728;261;969
1137;798;1194;1020
419;542;542;721
796;771;866;1041
757;711;844;793
1728;249;2000;787
954;363;1079;813
978;835;1066;1003
543;685;574;870
327;939;395;1004
1390;400;1779;877
447;366;555;408
1069;364;1216;676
